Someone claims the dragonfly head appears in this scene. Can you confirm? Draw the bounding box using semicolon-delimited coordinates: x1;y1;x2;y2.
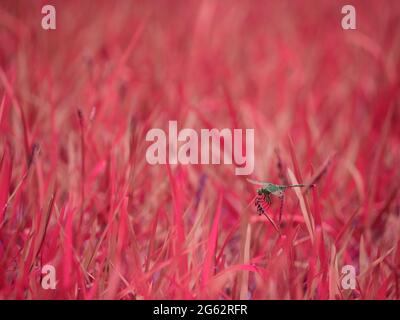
257;188;264;195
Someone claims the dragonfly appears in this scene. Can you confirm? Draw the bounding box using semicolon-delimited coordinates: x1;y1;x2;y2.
247;179;315;228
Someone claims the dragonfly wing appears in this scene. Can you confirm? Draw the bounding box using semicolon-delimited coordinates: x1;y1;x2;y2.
246;178;268;186
271;190;284;197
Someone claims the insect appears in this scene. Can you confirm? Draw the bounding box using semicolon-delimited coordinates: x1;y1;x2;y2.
247;179;315;227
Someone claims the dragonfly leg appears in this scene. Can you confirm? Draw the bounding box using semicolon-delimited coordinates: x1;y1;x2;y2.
264;193;272;210
254;195;264;216
254;193;272;216
278;192;285;224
